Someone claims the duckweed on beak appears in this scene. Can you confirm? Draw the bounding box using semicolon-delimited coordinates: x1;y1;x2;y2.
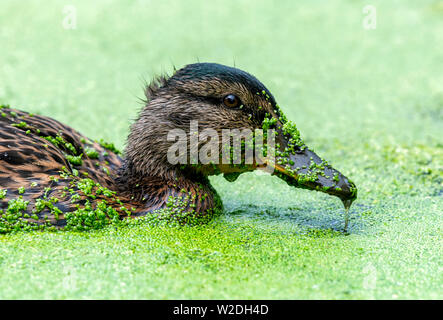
261;105;357;229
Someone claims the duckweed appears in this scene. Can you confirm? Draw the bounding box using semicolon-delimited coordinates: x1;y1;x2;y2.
64;200;121;231
84;146;99;159
44;134;77;155
33;198;62;219
152;189;223;226
11;121;28;129
261;106;347;195
98;139;121;155
0;196;47;233
65;154;83;166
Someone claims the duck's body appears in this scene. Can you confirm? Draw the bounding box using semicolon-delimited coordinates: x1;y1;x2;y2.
0;105;222;231
0;63;356;232
0;107;121;190
0;107;130;228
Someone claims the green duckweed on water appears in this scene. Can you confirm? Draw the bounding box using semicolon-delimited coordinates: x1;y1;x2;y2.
0;0;442;299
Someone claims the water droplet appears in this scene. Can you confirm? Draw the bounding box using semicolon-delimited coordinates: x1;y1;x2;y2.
342;199;353;232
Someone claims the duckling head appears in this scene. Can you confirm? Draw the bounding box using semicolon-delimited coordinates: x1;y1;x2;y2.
118;63;357;215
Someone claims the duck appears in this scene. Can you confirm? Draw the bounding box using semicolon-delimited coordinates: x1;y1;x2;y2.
0;62;357;232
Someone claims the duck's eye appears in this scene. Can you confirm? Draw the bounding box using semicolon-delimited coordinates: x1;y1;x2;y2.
223;94;241;108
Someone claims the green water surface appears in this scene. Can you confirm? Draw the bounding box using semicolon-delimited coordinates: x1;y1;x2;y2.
0;0;441;299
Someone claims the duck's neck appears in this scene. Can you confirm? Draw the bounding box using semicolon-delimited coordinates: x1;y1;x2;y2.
115;160;223;220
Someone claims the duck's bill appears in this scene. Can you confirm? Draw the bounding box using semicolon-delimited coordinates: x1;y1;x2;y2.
259;126;357;203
